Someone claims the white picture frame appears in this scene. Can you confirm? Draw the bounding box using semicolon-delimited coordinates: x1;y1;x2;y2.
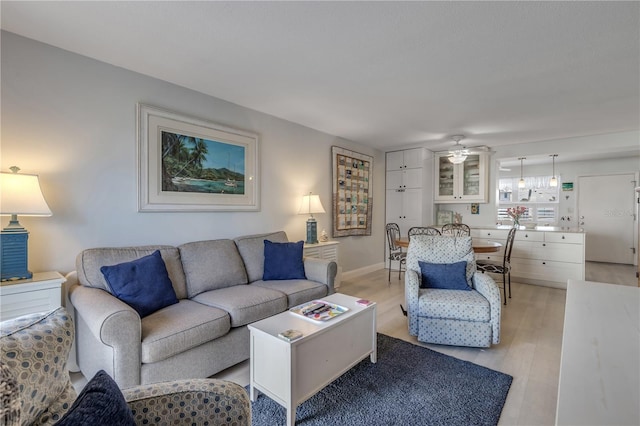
137;104;260;212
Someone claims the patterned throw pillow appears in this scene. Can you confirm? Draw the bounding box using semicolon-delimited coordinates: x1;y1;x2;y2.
100;250;179;317
418;260;471;290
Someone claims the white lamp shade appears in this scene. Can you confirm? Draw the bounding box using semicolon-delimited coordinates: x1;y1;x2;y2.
0;172;52;216
298;194;325;215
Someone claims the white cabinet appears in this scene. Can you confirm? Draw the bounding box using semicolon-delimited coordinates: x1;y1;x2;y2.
435;153;488;203
386;148;424;171
303;241;341;288
0;271;65;321
472;228;585;289
386;188;423;236
385;148;425;238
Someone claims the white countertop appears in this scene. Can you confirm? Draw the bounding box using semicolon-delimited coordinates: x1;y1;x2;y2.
556;280;640;425
475;225;584;233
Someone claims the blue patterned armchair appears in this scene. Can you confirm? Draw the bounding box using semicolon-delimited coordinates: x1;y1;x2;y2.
0;308;250;425
405;235;502;348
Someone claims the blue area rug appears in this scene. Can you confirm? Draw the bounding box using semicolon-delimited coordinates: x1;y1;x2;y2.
250;333;512;426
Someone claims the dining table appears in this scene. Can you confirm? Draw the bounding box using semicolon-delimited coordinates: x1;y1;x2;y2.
396;238;502;253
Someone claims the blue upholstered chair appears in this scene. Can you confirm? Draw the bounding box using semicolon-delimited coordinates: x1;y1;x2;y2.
405;235;502;348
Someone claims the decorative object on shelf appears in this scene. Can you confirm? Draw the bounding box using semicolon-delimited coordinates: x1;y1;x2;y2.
319;229;329;242
518;157;527;188
298;193;325;244
453;212;463;224
0;166;52;281
549;154;559;187
506;205;528;228
436;210;454;226
331;146;373;237
137;104;259;212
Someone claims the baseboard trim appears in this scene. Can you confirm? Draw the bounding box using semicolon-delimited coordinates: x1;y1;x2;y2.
342;262;385;281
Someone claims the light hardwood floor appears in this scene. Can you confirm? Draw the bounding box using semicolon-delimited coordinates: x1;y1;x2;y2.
71;261;636;425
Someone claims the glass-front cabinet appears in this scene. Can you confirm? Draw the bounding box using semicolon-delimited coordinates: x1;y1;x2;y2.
434;153;488;203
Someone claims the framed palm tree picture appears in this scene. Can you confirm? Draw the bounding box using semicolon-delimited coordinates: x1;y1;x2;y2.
137;104;259;212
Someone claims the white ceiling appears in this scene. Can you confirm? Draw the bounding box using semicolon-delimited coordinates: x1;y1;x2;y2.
1;1;639;155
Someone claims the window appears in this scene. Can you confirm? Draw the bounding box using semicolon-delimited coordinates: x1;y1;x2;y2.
497;176;559;225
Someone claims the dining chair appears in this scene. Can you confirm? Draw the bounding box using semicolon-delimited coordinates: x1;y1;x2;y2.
386;223;406;282
476;227;517;305
441;223;471;236
408;226;441;239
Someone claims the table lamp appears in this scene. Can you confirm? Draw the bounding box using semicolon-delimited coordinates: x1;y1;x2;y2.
0;166;52;281
298;192;325;244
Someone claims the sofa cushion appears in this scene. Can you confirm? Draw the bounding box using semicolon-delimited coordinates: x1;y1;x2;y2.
55;370;135;426
263;240;306;280
140;300;230;364
253;279;328;308
76;246;188;299
234;231;288;283
418;289;491;322
179;239;248;298
100;250;179;318
0;308;77;425
192;285;287;327
418;260;470;290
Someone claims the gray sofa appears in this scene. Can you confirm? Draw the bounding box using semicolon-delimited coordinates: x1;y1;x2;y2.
68;231;337;389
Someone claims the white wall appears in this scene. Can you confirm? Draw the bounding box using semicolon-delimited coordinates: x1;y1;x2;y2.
1;31;385;275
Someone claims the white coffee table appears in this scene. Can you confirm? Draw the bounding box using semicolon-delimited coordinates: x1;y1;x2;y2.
248;293;377;426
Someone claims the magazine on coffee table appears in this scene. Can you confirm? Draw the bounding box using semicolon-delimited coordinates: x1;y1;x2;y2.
290;300;349;322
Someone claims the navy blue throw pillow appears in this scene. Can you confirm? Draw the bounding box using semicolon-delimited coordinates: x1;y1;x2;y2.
418;260;471;290
55;370;135;426
263;240;306;280
100;250;179;318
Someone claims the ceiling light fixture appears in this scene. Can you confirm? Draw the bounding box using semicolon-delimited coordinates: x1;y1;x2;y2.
549;154;558;187
518;157;526;188
448;135;467;164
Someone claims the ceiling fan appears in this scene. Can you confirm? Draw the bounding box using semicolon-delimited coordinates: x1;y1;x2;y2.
446;135;488;164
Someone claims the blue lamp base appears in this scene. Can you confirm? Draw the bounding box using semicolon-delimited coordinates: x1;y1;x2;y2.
305;217;318;244
1;230;32;281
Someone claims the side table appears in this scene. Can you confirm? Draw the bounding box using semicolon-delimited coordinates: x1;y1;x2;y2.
0;271;65;321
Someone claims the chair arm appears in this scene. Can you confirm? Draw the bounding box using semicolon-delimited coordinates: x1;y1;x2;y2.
472;273;502;344
69;282;142;387
405;269;421;337
303;258;337;294
122;378;250;425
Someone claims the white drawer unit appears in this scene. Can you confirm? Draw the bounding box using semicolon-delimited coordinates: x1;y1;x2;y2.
0;271;65;321
472;227;585;289
304;241;341;288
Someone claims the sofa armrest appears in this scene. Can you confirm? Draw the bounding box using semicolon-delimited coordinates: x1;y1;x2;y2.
405;269;421;337
303;258;337;294
122;378;250;425
472;272;502;344
68;280;142;388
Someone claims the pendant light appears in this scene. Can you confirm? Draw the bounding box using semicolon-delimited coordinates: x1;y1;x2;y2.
518;157;526;188
448;135;467;164
549;154;558;187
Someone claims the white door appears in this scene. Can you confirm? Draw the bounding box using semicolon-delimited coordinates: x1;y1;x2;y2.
578;174;637;264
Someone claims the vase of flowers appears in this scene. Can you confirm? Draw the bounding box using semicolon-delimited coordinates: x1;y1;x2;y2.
507;206;527;228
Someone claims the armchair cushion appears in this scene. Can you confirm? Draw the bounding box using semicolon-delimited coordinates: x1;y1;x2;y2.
263;240;306;280
55;370;134;426
100;250;179;318
418;260;470;290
